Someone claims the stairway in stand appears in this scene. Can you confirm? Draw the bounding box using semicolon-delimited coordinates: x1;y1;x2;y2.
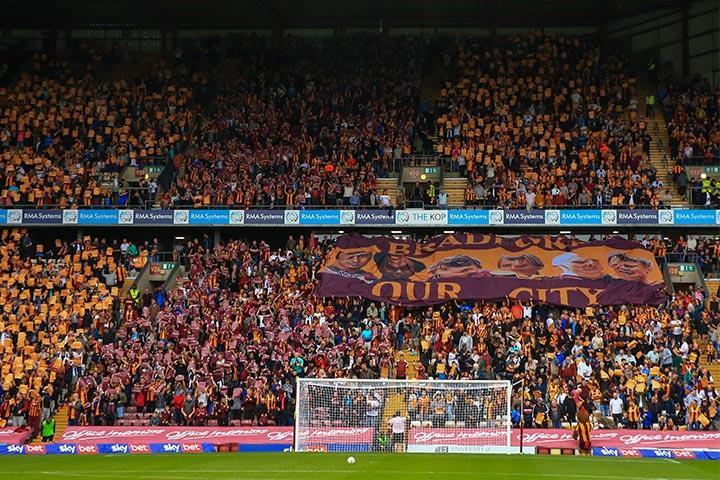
118;278;135;298
394;349;420;380
638;85;686;207
700;278;719;384
705;278;720;306
376;177;401;206
29;405;69;445
648;108;685;206
380;350;422;426
700;349;719;388
442;177;468;207
381;392;408;428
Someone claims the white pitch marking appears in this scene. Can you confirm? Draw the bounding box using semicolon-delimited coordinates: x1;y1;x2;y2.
22;468;703;480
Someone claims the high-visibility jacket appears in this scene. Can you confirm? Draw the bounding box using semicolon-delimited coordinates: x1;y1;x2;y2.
41;418;55;437
129;287;140;304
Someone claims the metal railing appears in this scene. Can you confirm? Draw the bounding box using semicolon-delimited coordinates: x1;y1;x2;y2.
697;261;711;298
687;185;720;206
127;260;151;294
121;155;171;172
675;155;720;167
653;121;670;170
402;155;445;168
148;251;176;263
665;252;699;264
655;256;675;296
164;262;183;290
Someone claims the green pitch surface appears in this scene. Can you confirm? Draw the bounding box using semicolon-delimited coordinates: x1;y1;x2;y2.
0;453;718;480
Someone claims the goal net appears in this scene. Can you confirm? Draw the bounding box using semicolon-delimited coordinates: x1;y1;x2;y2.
294;379;512;454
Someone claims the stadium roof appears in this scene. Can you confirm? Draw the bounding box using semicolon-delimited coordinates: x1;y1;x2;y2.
1;0;694;29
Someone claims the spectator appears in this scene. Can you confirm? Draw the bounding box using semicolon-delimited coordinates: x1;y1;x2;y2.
40;416;55;442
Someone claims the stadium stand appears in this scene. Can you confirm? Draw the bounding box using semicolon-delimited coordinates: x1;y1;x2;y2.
659;73;720;207
0;230;124;436
1;34;713;212
0;42;202;209
163;33;697;210
0;1;720;477
661;75;719;167
2;230;717;435
434;33;672;209
169;35;431;208
0;24;717;451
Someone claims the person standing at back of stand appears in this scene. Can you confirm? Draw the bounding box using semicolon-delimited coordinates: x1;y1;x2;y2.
645;92;655;117
128;284;141;312
41;416;55;443
438;188;448;209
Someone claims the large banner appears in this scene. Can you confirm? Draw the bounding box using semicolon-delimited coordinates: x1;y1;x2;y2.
406;428;720;458
3;427;717;457
58;426;372;447
512;429;720;450
315;234;667;307
407;428;720;450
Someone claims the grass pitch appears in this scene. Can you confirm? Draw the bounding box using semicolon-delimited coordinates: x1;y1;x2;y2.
0;453;717;479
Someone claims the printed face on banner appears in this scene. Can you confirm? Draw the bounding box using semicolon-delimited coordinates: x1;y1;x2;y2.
315;234;666;308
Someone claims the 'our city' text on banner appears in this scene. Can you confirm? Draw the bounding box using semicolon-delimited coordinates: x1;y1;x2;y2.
314;234;667;307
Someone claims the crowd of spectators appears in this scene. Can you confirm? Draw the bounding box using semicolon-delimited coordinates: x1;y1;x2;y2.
660;74;719;166
164;35;434;209
0;230;124;436
171;33;685;211
0;231;717;436
660;73;720;207
511;287;717;431
0;42;204;208
435;33;671;209
0;229;173;433
665;235;720;277
3;34;715;212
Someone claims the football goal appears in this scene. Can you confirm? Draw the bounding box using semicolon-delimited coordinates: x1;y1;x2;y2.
294;378;512;453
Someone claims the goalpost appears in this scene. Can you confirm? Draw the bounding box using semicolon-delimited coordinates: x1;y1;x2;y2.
294;378;512;454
